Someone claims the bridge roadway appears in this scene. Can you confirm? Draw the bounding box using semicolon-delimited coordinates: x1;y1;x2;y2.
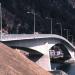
0;34;75;48
0;34;75;71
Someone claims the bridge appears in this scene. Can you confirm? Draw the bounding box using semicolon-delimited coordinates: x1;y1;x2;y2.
0;34;75;71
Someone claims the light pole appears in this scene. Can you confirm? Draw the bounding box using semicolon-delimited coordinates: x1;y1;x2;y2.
64;29;69;40
0;3;2;40
68;35;74;44
27;10;35;34
45;17;52;34
56;23;62;36
51;18;52;34
72;36;74;44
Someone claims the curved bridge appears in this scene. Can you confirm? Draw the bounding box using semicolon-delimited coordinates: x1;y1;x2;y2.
1;34;75;71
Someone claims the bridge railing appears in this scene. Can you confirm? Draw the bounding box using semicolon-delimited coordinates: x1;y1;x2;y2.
0;34;35;41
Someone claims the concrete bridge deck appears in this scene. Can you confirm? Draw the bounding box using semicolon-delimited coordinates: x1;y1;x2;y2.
1;34;75;71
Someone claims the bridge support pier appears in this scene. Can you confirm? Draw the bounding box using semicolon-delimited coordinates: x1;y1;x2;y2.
36;53;51;71
29;43;55;71
65;50;75;63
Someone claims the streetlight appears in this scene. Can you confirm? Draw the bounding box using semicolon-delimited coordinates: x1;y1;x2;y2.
0;3;2;40
64;29;69;40
45;17;52;34
51;18;52;34
56;23;62;36
27;10;35;34
71;35;73;44
68;35;74;44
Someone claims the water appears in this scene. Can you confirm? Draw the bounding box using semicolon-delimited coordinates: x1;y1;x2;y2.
51;63;75;75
